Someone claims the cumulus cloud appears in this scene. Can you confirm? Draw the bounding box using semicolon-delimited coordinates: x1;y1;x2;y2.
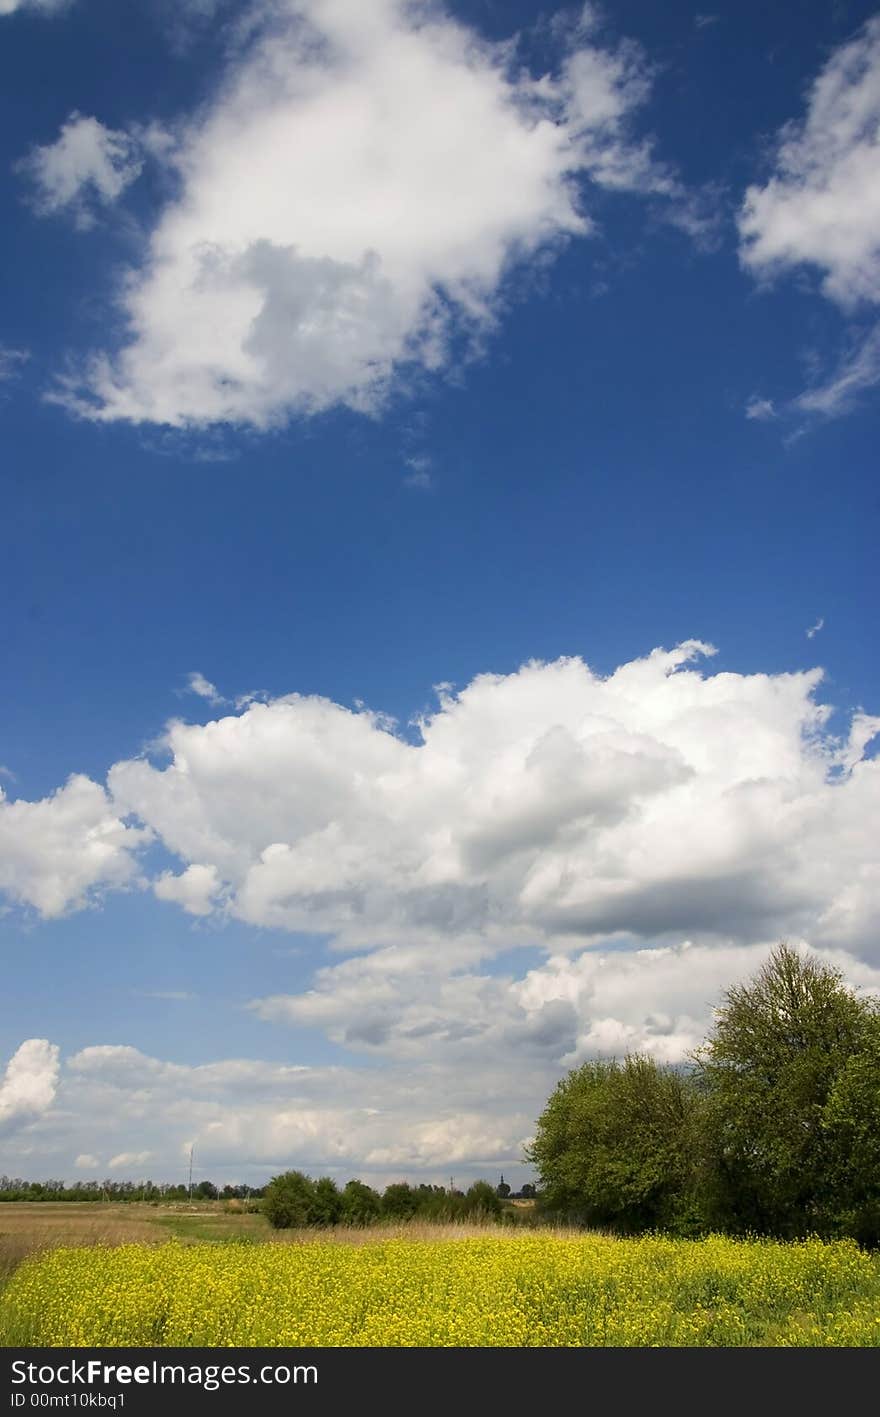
739;16;880;418
54;0;691;428
154;863;223;916
0;774;149;918
98;641;880;958
74;1154;99;1170
17;113;143;229
2;644;879;953
0;1040;59;1137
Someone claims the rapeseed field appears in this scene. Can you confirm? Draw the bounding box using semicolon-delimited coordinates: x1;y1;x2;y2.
2;1232;879;1347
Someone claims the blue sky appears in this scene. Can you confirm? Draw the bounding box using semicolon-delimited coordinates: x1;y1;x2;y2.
0;0;878;1188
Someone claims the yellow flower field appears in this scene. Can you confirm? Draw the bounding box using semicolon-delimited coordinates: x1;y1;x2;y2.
3;1233;880;1347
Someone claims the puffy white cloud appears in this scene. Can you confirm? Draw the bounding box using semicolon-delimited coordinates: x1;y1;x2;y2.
17;113;143;229
101;642;880;958
0;774;149;918
2;644;879;953
154;863;223;916
739;16;880;307
57;0;686;428
0;1040;59;1137
74;1154;99;1170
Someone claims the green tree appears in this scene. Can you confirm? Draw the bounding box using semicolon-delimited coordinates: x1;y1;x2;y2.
381;1182;420;1219
339;1179;381;1225
821;1033;880;1246
527;1054;700;1234
463;1180;503;1219
695;943;878;1237
311;1176;342;1226
263;1170;318;1229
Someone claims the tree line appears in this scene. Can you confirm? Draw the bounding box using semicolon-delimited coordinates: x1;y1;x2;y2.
262;1174;516;1228
528;944;880;1246
0;1179;264;1203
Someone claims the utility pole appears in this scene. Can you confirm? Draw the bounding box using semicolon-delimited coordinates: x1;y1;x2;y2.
188;1145;194;1204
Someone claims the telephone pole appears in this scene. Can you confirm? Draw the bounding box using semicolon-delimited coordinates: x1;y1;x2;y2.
188;1145;194;1204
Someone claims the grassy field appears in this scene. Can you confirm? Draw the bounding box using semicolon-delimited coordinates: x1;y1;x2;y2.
2;1205;880;1347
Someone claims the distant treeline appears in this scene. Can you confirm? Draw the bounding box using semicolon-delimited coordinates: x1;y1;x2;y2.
0;1175;537;1209
0;1179;264;1203
262;1173;534;1228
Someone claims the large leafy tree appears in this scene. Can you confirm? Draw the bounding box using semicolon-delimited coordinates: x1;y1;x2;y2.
821;1035;880;1246
526;1054;700;1233
695;943;879;1237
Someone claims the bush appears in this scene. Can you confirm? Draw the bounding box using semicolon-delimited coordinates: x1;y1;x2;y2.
263;1171;318;1230
463;1181;503;1219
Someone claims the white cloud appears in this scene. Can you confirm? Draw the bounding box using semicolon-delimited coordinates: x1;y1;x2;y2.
57;1043;533;1181
100;641;880;958
154;863;223;916
74;1153;99;1170
745;394;775;421
185;671;228;706
55;0;688;428
795;321;880;418
0;774;149;918
0;1040;59;1137
738;17;880;421
4;642;879;962
107;1150;152;1171
806;617;825;640
9;936;880;1182
739;16;880;308
17;113;143;229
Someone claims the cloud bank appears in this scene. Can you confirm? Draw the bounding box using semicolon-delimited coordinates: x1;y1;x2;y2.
2;641;878;957
8;935;880;1183
55;0;685;428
